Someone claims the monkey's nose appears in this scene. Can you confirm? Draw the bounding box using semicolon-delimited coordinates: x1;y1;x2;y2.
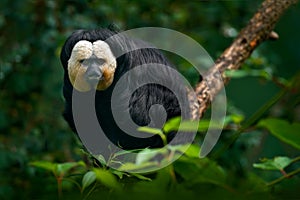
85;67;103;86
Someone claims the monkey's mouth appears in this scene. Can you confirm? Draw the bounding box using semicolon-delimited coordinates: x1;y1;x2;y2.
86;76;103;87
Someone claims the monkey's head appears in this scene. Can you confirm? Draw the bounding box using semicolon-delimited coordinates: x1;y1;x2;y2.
60;29;120;92
67;40;116;91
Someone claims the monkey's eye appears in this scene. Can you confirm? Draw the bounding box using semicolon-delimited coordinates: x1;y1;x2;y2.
79;59;85;64
98;58;106;65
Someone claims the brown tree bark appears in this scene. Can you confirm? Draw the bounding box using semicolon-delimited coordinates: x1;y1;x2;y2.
190;0;298;120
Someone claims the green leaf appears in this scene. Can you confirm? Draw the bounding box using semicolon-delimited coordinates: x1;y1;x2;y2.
164;118;199;132
29;161;57;173
135;148;166;165
30;161;84;177
138;127;163;135
82;171;97;192
163;117;181;133
225;114;245;124
138;127;167;145
183;144;201;158
117;162;159;172
258;118;300;149
56;162;82;176
179;120;201;131
164;118;225;133
253;156;293;171
94;154;107;165
93;168;121;190
131;173;152;181
174;157;226;186
110;170;125;179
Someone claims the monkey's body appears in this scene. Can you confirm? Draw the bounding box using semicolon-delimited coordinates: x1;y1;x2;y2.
60;28;190;151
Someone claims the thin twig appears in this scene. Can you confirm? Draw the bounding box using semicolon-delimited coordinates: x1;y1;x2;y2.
267;168;300;187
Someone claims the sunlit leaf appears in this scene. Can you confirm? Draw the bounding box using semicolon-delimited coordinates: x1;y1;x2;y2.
138;127;164;135
117;162;159;172
138;127;167;145
136;148;167;165
225;114;245;124
131;173;152;181
253;156;293;170
163;117;181;133
183;144;201;158
164;118;225;133
162;115;242;135
29;161;57;173
56;162;83;176
93;168;121;190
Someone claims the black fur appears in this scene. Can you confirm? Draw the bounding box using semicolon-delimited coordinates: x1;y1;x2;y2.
60;28;191;150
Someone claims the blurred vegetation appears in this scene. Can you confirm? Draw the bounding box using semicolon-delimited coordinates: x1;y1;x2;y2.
0;0;300;199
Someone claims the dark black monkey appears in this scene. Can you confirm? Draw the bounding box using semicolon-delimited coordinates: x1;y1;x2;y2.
60;28;192;151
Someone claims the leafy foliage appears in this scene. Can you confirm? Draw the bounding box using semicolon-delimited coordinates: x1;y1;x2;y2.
258;118;300;150
1;0;300;199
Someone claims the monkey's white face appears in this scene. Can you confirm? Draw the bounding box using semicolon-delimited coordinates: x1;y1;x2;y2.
68;40;117;92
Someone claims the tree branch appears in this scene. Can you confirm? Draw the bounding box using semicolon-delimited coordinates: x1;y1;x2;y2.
191;0;298;120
